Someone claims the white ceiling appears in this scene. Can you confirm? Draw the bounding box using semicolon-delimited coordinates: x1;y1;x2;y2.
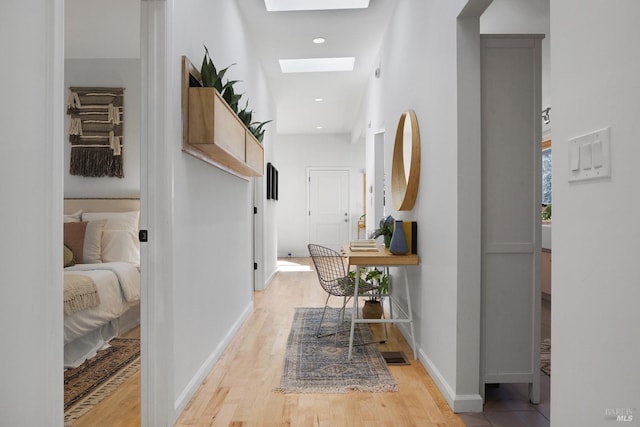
236;0;398;135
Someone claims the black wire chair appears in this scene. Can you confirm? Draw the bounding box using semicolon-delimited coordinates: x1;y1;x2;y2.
307;244;377;338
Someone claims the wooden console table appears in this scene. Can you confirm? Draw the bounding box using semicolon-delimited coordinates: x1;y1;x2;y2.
341;245;419;360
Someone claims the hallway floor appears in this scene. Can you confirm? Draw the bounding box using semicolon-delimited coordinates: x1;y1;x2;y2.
175;257;465;426
71;258;551;426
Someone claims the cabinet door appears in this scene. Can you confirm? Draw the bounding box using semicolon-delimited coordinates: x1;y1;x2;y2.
481;35;542;402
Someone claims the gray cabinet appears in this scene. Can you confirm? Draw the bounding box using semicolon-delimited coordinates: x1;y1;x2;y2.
480;35;543;404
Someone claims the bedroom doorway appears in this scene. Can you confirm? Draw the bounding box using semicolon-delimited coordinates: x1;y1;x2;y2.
62;0;147;425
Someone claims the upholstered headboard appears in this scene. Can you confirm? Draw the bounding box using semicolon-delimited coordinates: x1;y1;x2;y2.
64;198;140;215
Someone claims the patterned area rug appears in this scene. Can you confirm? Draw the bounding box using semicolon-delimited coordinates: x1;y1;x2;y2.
540;337;551;376
275;307;398;393
64;337;140;425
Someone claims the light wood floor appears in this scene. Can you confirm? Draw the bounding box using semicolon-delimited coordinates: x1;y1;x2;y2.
71;327;141;427
73;257;464;426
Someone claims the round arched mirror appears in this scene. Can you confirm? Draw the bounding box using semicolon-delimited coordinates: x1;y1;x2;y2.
391;110;420;210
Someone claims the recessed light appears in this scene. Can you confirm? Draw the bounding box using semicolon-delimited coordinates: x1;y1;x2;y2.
265;0;369;11
316;126;323;130
315;98;324;102
313;37;326;44
279;57;355;73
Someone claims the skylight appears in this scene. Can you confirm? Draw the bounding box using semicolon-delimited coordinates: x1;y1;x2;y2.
279;57;355;73
264;0;369;12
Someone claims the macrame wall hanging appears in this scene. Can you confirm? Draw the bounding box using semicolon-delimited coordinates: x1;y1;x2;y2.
66;87;125;178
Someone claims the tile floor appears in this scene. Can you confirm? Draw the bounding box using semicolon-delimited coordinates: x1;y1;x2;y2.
459;374;550;427
459;298;552;427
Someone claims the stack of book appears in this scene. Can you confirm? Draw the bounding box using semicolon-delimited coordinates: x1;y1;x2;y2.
349;239;379;251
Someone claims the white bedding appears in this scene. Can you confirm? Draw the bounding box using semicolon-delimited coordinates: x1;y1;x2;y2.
65;262;140;304
63;262;140;367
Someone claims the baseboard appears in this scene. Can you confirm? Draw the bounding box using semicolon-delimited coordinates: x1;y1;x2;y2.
419;348;484;413
390;300;483;413
172;301;254;417
265;266;278;289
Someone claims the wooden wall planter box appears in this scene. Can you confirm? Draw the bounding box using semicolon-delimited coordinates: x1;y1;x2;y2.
181;56;264;179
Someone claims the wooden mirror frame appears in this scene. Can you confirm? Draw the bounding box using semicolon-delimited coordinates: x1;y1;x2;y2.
391;110;420;210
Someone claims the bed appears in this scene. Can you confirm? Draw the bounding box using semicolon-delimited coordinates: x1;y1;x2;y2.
63;198;141;368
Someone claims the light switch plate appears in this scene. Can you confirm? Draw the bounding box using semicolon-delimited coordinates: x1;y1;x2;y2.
568;127;611;182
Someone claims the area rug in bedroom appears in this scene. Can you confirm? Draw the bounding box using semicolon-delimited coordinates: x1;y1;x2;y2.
275;307;398;393
540;337;551;376
64;337;140;425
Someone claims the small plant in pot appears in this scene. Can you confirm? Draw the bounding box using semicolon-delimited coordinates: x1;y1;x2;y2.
346;268;389;319
369;215;394;248
362;268;389;319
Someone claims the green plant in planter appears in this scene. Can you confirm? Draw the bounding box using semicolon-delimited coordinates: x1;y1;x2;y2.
238;100;272;142
365;268;389;301
237;100;253;127
369;215;394;248
200;45;236;92
542;203;552;221
348;267;389;320
346;268;389;302
199;45;272;142
221;83;243;113
249;120;272;142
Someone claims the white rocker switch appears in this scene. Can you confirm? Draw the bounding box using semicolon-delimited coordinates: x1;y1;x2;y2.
570;142;580;171
580;144;592;170
592;140;603;168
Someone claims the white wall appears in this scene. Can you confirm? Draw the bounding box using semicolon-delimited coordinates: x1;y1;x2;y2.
363;0;473;410
360;54;386;235
65;0;140;59
166;0;276;421
64;59;141;197
0;0;64;426
275;133;365;257
551;1;640;425
64;0;142;198
358;0;551;412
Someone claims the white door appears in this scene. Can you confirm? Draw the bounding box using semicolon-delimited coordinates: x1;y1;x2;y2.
308;169;350;251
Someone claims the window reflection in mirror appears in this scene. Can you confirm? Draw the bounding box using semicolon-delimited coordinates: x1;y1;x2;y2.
542;139;552;205
403;117;412;182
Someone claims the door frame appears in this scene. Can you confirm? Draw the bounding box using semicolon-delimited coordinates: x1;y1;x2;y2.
140;1;171;425
52;1;168;425
252;176;265;291
370;130;386;232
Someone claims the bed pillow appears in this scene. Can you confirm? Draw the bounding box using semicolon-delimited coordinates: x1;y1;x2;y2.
101;230;140;264
81;211;140;264
63;244;76;267
64;210;82;223
63;220;106;264
82;211;139;232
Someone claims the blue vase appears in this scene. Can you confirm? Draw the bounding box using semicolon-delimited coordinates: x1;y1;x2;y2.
389;220;409;254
